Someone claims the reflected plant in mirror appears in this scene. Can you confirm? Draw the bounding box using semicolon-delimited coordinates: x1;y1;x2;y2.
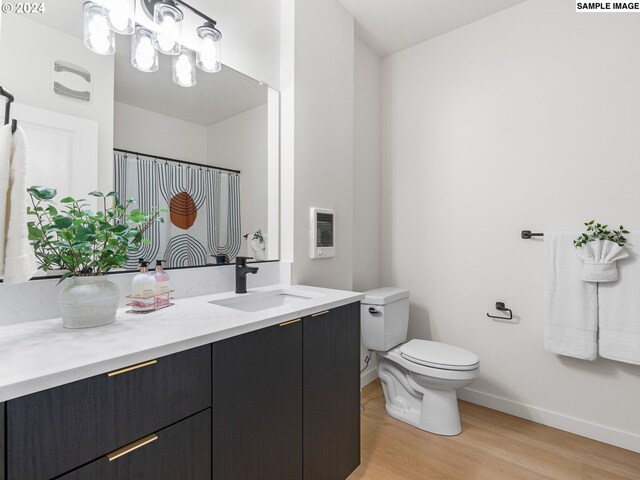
26;186;163;282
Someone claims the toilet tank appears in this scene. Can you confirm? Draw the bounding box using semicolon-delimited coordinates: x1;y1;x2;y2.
361;287;410;351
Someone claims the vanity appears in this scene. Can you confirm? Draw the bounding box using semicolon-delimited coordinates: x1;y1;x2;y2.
0;286;363;480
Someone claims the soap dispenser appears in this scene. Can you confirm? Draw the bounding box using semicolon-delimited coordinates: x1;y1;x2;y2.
153;260;171;308
131;261;156;312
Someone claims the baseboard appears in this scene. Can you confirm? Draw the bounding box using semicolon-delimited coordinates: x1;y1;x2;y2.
360;367;378;389
458;387;640;453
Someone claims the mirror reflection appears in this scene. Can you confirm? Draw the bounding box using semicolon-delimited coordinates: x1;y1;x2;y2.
0;0;279;277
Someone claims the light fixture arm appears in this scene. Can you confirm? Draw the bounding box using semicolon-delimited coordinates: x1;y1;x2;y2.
142;0;219;28
173;0;218;26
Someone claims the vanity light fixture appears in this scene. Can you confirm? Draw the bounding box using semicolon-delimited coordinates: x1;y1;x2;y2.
196;21;222;73
132;26;158;72
173;47;196;87
83;2;115;55
152;0;183;55
82;0;222;86
106;0;135;35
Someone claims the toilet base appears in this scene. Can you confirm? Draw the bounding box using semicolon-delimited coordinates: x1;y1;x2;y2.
377;350;477;436
382;390;462;436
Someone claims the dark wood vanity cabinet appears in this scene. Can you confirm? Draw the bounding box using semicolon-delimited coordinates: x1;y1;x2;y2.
58;409;212;480
5;345;211;480
212;302;361;480
212;318;304;479
1;302;360;480
303;303;361;480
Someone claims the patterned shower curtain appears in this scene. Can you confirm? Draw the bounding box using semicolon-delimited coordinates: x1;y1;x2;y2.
114;152;242;268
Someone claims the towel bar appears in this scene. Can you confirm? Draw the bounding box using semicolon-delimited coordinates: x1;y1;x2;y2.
521;230;544;239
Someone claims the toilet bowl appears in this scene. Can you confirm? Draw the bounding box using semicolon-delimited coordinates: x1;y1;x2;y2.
361;288;479;436
377;340;479;435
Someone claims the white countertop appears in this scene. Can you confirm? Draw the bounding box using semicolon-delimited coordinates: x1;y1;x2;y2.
0;284;364;402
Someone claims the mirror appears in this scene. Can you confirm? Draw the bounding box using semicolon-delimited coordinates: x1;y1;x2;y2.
0;0;279;276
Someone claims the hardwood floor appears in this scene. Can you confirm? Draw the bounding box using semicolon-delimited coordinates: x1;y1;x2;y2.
348;381;640;480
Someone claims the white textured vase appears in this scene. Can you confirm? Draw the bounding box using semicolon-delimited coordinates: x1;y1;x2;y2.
58;276;120;328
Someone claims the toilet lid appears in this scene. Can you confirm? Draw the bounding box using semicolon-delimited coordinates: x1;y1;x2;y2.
400;339;479;371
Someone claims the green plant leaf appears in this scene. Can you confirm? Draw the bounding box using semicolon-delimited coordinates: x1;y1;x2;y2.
28;186;57;200
54;217;73;229
60;197;75;204
88;191;104;197
28;225;43;240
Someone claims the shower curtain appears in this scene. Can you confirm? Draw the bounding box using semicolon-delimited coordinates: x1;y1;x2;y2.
114;152;241;268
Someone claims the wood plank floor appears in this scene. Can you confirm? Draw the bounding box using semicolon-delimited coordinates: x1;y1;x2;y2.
348;381;640;480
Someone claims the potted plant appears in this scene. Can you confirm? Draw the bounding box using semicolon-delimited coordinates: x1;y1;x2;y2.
574;220;630;282
27;186;163;328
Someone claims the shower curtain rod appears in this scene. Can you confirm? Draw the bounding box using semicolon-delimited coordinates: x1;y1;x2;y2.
114;147;241;174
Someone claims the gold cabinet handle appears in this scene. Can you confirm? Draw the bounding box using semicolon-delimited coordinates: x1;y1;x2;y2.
107;434;158;461
107;359;157;377
279;318;301;327
311;310;329;317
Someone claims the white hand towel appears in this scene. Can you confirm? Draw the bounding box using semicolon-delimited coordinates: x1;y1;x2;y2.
0;124;12;274
544;232;598;360
575;239;629;282
598;233;640;365
2;126;38;284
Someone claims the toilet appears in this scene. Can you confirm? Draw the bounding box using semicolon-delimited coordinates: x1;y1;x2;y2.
361;287;479;436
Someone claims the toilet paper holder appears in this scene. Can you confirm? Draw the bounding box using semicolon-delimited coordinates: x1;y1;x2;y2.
486;302;513;320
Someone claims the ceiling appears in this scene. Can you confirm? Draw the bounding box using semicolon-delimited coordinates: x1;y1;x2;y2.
337;0;528;56
26;0;267;126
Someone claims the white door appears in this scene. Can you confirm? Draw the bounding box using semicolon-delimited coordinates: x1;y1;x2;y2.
13;103;98;205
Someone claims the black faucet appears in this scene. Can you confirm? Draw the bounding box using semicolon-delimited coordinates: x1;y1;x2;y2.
235;257;259;294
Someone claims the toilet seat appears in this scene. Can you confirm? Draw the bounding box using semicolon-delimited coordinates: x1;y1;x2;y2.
400;339;479;371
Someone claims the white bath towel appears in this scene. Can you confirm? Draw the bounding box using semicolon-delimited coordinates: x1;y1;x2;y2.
575;239;629;282
544;232;598;360
598;233;640;365
2;126;37;283
0;124;11;274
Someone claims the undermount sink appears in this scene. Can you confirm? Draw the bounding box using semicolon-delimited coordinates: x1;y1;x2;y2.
209;290;317;312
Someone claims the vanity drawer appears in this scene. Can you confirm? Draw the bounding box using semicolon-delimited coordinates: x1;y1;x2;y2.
6;344;211;480
59;409;211;480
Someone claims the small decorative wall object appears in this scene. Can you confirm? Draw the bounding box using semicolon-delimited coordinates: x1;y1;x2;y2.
574;221;630;282
52;61;92;104
249;229;266;261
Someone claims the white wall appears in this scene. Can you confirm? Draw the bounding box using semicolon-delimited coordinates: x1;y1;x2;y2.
381;0;640;451
354;36;382;384
0;14;114;193
353;37;381;293
207;104;268;257
114;102;207;163
284;0;355;290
